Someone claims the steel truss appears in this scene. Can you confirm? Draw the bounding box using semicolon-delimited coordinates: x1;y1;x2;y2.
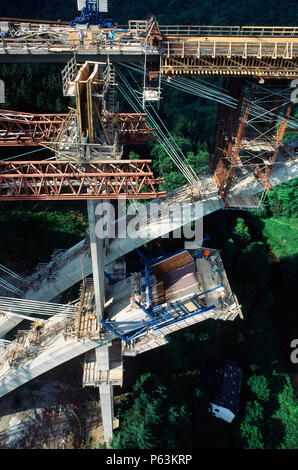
210;79;297;204
118;113;156;144
162;54;298;78
0;109;156;146
0;110;69;146
0;160;165;200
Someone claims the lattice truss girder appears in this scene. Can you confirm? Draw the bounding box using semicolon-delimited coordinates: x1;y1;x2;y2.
0;109;156;146
0;160;165;200
210;79;297;199
0;110;69;145
118;113;156;144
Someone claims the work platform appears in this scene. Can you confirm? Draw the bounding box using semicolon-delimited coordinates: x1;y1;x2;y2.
0;19;297;77
100;246;241;357
0;244;240;399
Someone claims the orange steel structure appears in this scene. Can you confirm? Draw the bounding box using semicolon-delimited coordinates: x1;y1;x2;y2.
0;160;165;200
0;110;68;146
0;110;156;146
118;113;156;145
210;79;295;205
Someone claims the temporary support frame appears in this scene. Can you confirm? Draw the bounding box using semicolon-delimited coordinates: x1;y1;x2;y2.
0;110;69;146
210;79;298;204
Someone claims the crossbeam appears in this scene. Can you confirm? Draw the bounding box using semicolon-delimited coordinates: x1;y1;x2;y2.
0;160;165;200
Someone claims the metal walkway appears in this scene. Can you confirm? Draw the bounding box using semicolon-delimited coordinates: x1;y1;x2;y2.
0;19;297;77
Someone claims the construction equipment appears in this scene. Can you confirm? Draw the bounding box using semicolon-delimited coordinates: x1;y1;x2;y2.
70;1;114;28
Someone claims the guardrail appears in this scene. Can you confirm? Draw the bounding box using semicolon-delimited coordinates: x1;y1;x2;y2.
164;40;296;59
160;25;298;37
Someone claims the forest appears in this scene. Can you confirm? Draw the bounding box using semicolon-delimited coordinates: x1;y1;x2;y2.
0;0;297;450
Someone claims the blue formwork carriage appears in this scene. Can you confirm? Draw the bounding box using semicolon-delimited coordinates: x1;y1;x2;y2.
100;285;223;345
133;235;210;309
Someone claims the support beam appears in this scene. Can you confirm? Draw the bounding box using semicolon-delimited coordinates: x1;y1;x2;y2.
0;110;68;145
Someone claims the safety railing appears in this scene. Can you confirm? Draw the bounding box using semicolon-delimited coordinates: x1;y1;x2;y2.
160;25;242;36
164;40;296;59
242;26;298;37
160;25;298;37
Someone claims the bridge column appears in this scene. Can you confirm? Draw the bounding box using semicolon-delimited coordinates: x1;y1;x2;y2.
87;199;114;445
87;200;105;319
98;381;114;444
96;345;114;444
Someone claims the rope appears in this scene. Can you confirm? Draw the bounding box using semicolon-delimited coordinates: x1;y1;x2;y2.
117;67;200;186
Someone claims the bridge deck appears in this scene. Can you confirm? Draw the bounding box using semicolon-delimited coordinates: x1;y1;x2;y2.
0;20;297;75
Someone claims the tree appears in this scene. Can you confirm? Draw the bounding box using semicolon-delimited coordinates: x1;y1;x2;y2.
240;401;265;449
236;242;270;290
232;218;251;248
266;179;298;218
110;373;166;449
247;375;270;402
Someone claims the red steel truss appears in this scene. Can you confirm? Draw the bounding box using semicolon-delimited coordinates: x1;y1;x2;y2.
0;110;68;146
118;113;156;145
210;79;295;206
0;110;156;146
0;160;165;200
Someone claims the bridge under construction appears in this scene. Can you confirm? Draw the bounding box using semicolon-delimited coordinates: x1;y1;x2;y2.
0;2;297;446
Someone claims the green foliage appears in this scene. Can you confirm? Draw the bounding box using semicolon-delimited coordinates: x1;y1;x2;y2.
110;373;165;449
262;218;298;260
2;0;298;27
236;241;270;291
0;63;70;113
84;435;91;449
151;139;209;191
274;379;298;449
240;422;265;449
247;375;270;402
240;401;265;449
0;207;87;268
232;218;252;248
266;179;298;218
